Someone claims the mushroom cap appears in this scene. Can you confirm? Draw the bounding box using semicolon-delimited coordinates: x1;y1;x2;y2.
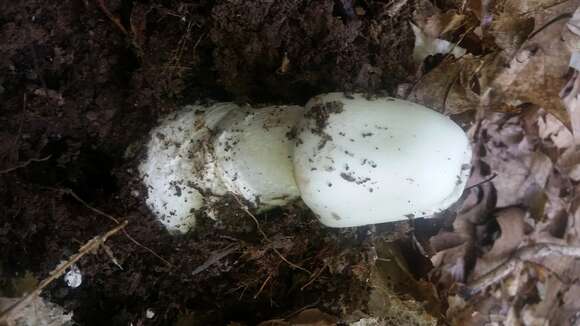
292;93;472;227
139;103;237;233
214;105;303;209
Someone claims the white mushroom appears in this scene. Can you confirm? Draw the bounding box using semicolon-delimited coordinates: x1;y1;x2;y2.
292;93;472;227
214;105;304;209
139;103;304;233
139;103;237;233
139;93;472;232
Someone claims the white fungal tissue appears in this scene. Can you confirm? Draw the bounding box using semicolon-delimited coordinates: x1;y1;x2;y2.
139;103;237;233
293;93;471;227
64;264;82;288
140;93;472;232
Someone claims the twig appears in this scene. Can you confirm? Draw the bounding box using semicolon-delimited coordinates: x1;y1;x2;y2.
254;272;273;299
0;221;128;324
55;188;172;267
232;195;312;275
0;156;51;174
466;243;580;296
300;264;328;291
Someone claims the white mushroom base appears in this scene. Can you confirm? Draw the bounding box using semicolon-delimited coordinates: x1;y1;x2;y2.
139;103;303;233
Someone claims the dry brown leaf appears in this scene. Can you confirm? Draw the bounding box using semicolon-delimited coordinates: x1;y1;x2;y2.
467;207;531;281
485;207;529;259
560;71;580;145
479;115;554;208
480;1;578;124
540;167;573;231
429;108;579;324
503;0;571;14
409;55;482;115
430;243;471;284
489;151;553;207
563;6;580;52
481;49;569;124
538;111;574;149
430;183;497;287
429;231;465;253
569;199;580;240
518;276;562;325
489;15;534;53
559;283;580;323
466;0;483;21
420;10;467;38
425;5;580;322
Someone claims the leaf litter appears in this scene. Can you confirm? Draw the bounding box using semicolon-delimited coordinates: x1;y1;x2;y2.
412;0;580;324
5;0;580;325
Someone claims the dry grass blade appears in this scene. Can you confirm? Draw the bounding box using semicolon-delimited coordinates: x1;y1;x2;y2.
0;221;128;324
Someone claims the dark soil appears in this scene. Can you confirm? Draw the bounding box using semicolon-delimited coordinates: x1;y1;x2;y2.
0;0;419;325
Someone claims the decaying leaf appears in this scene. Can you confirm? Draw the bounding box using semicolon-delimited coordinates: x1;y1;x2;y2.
428;100;580;322
484;207;530;259
408;55;483;115
395;1;580;325
468;207;531;281
430;182;496;287
560;71;580;145
477;114;553;208
479;0;578;124
538;111;574;150
489;15;534;53
419;9;467;38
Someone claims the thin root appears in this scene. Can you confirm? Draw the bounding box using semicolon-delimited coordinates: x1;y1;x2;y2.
254;273;273;299
0;221;128;324
54;188;172;267
232;195;312;275
0;156;51;174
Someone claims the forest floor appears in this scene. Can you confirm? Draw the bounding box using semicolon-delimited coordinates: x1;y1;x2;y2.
2;0;580;325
